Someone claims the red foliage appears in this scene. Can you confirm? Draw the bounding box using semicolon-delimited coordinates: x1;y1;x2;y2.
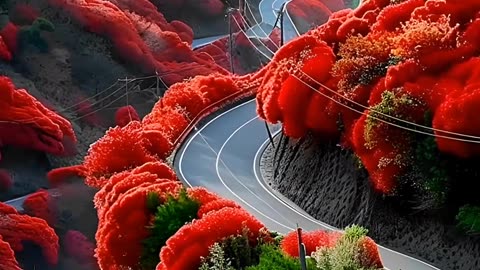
63;230;96;266
0;235;21;270
0;23;19;55
0;76;76;159
22;189;57;227
257;35;332;124
197;198;241;219
253;0;480;193
257;35;335;138
0;36;12;62
96;176;174;220
169;20;194;44
0;202;59;265
114;105;140;127
187;186;221;206
0;169;12;192
73;98;103;127
197;75;240;104
161;81;209;119
358;236;383;269
47;165;86;187
158;207;266;270
281;229;382;268
154;74;241;118
351;115;409;193
283;45;336;138
372;0;425;32
140;127;174;159
82;121;158;187
433;87;480;158
411;0;480;25
142;105;186;152
47;0;228;85
281;230;341;257
95;181;181;270
141;73;246;153
94;161;176;219
384;59;423;89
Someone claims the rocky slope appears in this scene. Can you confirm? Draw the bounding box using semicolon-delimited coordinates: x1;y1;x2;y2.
261;134;480;270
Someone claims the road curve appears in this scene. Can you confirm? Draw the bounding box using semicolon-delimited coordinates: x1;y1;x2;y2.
174;99;441;270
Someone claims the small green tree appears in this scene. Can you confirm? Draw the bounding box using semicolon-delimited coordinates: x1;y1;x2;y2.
456;205;480;235
19;17;55;52
140;189;200;270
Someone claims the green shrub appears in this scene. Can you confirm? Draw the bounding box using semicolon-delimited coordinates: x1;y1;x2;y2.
19;17;55;52
221;230;260;269
140;189;201;270
312;225;379;270
200;227;267;270
456;205;480;234
413;111;449;206
199;243;236;270
364;90;417;149
32;17;55;32
245;244;311;270
414;136;449;205
146;191;161;212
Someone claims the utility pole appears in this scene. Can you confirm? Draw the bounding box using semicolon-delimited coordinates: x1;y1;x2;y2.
227;7;236;74
155;70;161;98
297;226;308;270
280;2;286;46
238;0;245;17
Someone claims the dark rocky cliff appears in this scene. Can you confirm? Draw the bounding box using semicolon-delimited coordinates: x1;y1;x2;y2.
261;133;480;270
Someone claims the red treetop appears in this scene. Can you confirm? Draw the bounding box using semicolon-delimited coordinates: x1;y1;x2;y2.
158;207;266;270
22;189;57;227
82;121;158;187
0;202;59;265
115;105;140;127
63;230;96;266
0;235;21;270
0;76;76;159
281;229;341;257
95;180;181;269
47;0;228;85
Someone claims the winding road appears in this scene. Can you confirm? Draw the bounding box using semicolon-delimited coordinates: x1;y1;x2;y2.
181;3;441;268
174;100;440;270
178;5;439;269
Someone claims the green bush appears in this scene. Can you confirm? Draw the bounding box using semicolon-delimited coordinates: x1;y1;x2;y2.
312;225;379;270
19;17;55;52
140;189;200;270
456;205;480;234
200;227;266;270
414;135;449;205
245;244;316;270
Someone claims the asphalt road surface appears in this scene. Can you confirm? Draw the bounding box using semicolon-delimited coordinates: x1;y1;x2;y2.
174;99;441;270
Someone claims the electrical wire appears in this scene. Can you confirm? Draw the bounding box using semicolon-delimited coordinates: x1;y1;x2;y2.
239;1;480;143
